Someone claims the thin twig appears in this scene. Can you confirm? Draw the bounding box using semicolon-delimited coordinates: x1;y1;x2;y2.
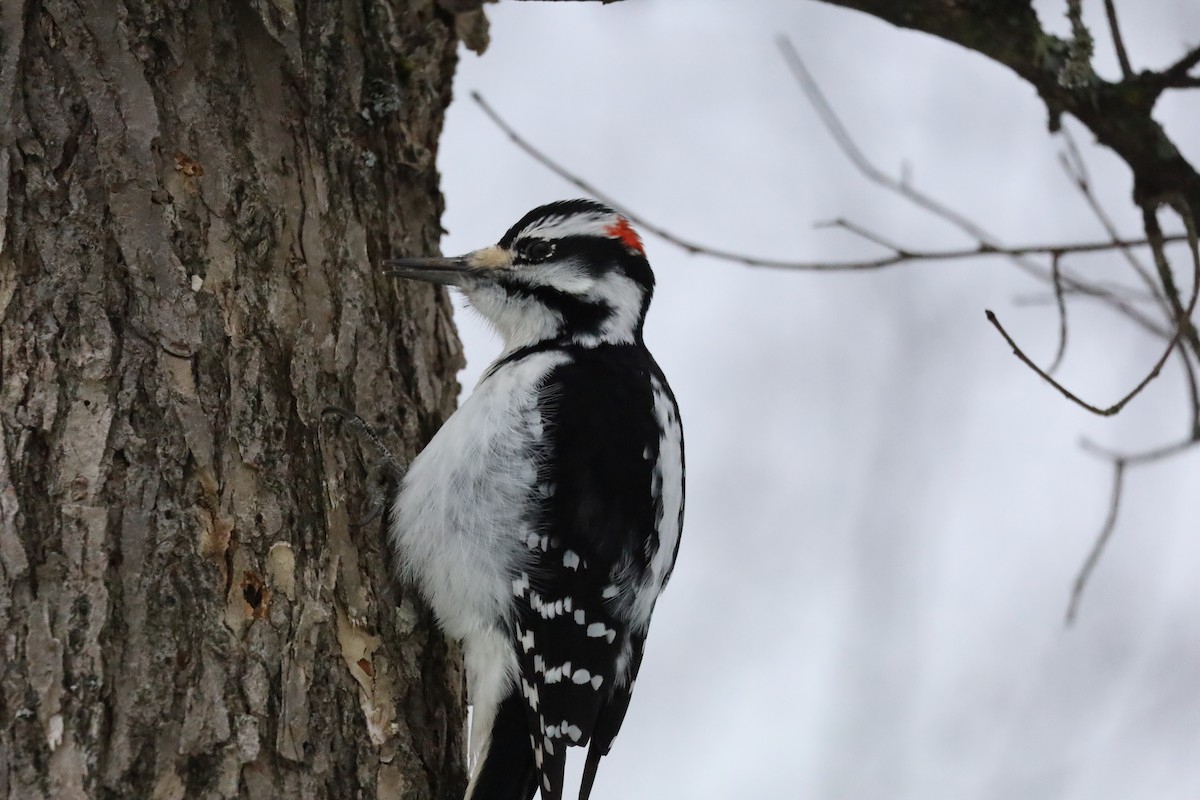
1011;283;1162;307
1173;207;1200;436
1071;405;1200;620
986;309;1162;415
471;90;1186;273
1144;205;1200;358
814;217;910;254
1059;127;1167;313
1181;346;1200;438
1063;207;1200;621
1103;0;1133;79
773;36;1175;338
473;50;1185;339
1081;434;1200;466
776;36;995;245
985;212;1200;416
1047;253;1069;374
1065;460;1125;625
1070;421;1200;623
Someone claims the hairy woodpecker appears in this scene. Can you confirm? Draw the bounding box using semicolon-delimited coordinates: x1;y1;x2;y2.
385;200;684;800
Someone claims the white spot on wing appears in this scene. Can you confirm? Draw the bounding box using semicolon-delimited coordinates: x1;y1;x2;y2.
522;678;540;712
587;622;617;643
525;531;550;551
563;550;581;570
544;660;576;684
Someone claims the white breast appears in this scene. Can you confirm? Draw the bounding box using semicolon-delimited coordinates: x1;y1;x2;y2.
392;350;569;641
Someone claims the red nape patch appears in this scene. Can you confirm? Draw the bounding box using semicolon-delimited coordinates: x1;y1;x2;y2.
604;217;644;254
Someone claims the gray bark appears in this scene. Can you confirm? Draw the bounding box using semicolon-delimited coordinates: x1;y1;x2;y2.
0;1;467;797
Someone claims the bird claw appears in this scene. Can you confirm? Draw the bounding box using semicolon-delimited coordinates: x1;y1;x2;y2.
321;406;406;526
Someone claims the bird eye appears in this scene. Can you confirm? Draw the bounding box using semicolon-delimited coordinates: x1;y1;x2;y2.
523;240;555;263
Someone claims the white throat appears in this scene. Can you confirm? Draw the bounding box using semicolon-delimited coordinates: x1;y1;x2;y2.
462;283;565;354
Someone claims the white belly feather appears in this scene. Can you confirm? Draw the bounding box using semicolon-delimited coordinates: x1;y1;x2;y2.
392;350;569;641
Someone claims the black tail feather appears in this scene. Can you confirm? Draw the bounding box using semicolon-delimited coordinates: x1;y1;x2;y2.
579;747;603;800
467;690;539;800
578;634;646;800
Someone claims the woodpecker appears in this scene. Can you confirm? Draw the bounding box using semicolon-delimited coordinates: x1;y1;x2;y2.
385;200;684;800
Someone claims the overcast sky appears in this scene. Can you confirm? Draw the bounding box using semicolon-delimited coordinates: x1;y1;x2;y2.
433;3;1200;798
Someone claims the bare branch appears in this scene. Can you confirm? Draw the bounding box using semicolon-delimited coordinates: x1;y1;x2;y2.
1081;435;1200;467
1011;286;1161;307
985;212;1200;417
1162;44;1200;86
773;36;1176;338
1070;372;1200;626
1144;203;1200;362
988;200;1200;417
1068;410;1200;623
987;309;1161;415
1060;208;1200;620
776;36;995;245
1102;0;1133;80
1059;127;1167;314
814;217;910;254
1065;459;1124;625
1182;346;1200;439
471;90;1186;273
1047;253;1069;375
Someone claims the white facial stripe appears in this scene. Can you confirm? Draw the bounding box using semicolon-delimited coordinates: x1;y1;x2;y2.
594;273;644;342
529;259;594;293
570;272;645;347
518;211;618;242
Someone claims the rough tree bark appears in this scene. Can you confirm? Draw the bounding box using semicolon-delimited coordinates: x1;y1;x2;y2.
0;2;470;797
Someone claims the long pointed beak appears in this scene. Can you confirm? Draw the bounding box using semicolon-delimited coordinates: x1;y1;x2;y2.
383;245;513;286
382;255;472;286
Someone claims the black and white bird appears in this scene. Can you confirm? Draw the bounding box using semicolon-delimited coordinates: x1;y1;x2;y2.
385;200;684;800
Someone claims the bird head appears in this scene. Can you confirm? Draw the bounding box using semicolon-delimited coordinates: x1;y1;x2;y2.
385;200;655;352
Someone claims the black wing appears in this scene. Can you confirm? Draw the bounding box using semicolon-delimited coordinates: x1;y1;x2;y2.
508;345;671;800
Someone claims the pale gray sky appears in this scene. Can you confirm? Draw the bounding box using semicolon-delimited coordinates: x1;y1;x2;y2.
436;2;1200;798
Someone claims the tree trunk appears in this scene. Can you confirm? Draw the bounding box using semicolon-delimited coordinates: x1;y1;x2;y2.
0;2;467;797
